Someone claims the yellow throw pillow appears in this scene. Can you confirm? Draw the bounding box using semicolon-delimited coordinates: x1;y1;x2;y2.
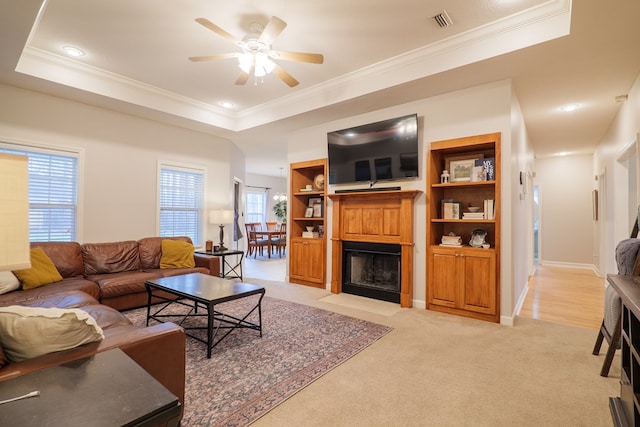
160;239;195;269
13;247;63;289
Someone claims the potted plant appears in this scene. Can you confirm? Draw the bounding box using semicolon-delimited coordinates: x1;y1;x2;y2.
273;200;287;223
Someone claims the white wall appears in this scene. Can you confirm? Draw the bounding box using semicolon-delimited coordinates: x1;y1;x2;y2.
0;84;239;247
287;80;527;323
509;91;536;318
534;154;595;266
594;72;640;275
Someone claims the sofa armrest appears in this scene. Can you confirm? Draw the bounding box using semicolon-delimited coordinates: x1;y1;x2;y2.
0;323;186;416
194;253;221;276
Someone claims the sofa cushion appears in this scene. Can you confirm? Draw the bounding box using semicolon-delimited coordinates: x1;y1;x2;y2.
88;270;160;300
31;242;85;278
13;248;63;289
77;304;133;330
0;278;100;307
19;289;100;309
160;239;195;269
82;240;140;275
0;306;104;363
146;267;210;278
138;236;192;270
0;271;20;295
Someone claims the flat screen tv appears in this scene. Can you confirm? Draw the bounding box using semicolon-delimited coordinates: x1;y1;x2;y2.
327;114;419;186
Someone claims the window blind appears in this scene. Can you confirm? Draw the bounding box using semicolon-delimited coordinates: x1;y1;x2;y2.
0;146;78;242
245;190;266;224
159;166;204;246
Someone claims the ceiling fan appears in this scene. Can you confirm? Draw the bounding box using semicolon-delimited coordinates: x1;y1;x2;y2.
189;16;324;87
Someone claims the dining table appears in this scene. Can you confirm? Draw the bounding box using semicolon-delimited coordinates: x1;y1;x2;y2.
253;229;285;258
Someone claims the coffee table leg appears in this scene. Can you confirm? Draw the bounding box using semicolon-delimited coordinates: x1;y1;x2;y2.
145;284;152;326
258;291;264;337
207;302;214;359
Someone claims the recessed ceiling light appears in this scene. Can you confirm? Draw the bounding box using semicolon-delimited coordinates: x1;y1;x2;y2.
219;101;235;109
559;103;580;112
62;46;85;57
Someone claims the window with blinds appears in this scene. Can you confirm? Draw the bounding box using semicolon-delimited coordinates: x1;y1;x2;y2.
245;190;266;224
0;145;78;242
159;164;204;246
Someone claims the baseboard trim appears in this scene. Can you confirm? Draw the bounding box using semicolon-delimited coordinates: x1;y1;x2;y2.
538;260;599;275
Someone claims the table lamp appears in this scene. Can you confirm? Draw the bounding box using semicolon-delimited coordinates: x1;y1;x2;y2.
0;154;31;285
210;209;234;252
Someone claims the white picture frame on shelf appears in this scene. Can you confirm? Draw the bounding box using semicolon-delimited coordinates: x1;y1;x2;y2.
312;204;322;218
449;159;475;182
304;207;314;218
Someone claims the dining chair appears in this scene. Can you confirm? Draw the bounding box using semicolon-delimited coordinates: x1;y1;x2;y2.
244;223;268;258
274;222;286;258
265;221;277;231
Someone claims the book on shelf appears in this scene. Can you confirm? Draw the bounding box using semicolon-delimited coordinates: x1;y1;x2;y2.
441;235;462;246
302;231;319;238
474;158;495;181
439;243;463;247
462;212;485;220
441;199;461;219
483;199;495;220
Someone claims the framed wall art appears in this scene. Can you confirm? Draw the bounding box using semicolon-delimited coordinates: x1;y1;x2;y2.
449;159;476;182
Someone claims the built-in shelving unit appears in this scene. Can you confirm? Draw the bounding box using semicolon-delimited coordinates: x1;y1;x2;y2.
288;158;327;288
426;132;501;323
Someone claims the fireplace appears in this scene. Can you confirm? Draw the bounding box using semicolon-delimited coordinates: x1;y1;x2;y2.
342;241;401;303
329;190;420;307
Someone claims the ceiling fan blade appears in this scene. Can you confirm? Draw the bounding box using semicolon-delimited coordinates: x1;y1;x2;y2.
258;16;287;45
188;53;239;62
273;51;324;64
235;68;252;85
195;18;241;45
273;64;299;87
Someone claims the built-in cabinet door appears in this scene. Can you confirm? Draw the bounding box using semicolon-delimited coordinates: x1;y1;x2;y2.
289;239;306;280
305;239;324;283
428;248;458;308
461;250;496;315
290;238;324;284
428;247;496;316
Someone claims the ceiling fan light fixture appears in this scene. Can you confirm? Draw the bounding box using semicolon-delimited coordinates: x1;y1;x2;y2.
238;52;275;77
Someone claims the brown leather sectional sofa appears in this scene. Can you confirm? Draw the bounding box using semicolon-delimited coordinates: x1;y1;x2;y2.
0;236;221;422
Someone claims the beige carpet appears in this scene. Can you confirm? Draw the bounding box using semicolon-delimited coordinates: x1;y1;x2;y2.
243;278;619;427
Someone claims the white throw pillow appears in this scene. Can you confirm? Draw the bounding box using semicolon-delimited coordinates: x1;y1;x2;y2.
0;271;20;295
0;306;105;363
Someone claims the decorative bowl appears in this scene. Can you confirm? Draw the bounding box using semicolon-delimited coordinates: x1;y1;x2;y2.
467;206;481;213
306;226;314;232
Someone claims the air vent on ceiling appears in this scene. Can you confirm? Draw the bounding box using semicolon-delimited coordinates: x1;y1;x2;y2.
433;10;453;28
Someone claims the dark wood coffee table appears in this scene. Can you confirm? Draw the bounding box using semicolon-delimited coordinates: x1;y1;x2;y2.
0;348;181;427
144;273;265;358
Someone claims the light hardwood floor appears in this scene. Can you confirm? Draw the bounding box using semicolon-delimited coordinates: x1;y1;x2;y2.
519;264;605;330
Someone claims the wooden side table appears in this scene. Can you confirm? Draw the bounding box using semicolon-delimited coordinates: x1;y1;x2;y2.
0;348;181;427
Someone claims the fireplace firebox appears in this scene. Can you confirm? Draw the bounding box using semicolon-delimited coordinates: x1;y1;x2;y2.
342;241;401;303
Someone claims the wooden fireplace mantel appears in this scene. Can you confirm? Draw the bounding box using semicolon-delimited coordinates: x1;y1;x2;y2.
328;190;421;307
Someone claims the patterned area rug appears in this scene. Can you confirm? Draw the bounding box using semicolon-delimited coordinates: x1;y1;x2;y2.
124;296;392;426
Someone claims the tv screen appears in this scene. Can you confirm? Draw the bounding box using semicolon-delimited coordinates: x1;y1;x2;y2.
327;114;419;185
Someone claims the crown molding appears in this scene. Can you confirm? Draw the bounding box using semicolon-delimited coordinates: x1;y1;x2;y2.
15;0;571;133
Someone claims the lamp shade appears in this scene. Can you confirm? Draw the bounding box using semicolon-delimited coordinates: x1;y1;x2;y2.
210;209;234;225
0;153;31;271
